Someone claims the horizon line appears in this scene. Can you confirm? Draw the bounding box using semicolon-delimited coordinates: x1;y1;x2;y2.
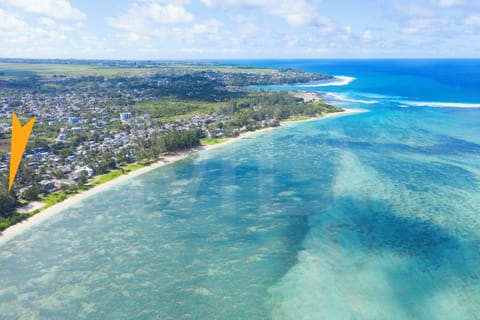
2;57;480;63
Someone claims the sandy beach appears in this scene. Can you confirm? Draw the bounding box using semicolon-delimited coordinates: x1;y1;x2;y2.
0;107;366;244
292;91;323;102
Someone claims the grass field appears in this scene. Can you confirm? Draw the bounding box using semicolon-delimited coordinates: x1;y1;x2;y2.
0;62;279;80
200;137;230;145
169;64;278;74
287;115;311;122
90;162;148;186
133;99;226;122
0;63;160;79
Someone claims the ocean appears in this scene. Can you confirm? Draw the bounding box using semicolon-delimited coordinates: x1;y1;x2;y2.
1;60;480;319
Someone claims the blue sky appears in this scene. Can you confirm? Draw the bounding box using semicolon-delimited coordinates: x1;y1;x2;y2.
0;0;479;59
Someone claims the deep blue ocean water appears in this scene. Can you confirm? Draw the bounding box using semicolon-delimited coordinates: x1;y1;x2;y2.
1;60;480;319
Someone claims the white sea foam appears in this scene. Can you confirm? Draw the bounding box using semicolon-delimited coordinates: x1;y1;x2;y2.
399;101;480;108
362;93;400;99
324;92;378;104
301;75;356;87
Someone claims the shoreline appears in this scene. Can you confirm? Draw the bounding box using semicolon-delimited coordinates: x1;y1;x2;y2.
0;107;366;244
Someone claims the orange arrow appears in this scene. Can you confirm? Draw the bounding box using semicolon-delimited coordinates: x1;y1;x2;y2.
9;113;36;192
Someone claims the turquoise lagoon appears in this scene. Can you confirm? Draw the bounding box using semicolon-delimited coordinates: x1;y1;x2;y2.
1;60;480;319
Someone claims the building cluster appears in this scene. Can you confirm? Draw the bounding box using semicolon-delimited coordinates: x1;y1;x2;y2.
0;67;317;198
0;86;232;193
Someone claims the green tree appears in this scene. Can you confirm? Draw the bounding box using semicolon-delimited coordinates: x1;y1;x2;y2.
0;177;17;217
21;184;41;201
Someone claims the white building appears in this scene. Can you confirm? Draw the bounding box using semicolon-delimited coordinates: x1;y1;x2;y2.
68;117;80;124
120;112;132;121
56;133;68;142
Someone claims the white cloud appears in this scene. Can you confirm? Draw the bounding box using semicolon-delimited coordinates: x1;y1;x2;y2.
270;1;325;27
229;22;261;47
362;30;374;42
340;26;352;40
0;8;39;42
106;2;233;46
180;47;205;53
393;4;447;36
431;0;467;7
402;18;444;34
395;4;435;17
148;0;192;4
0;8;68;44
222;48;241;54
201;0;331;30
5;0;85;20
305;47;328;54
192;19;221;34
190;19;223;41
465;14;480;26
0;8;29;31
201;0;272;9
107;2;194;37
284;34;298;47
148;3;194;24
39;17;57;29
232;15;248;24
75;22;85;29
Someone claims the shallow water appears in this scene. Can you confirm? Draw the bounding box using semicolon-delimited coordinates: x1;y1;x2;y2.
1;60;480;319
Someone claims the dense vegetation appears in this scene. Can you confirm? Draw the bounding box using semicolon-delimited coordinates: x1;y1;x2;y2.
134;129;203;161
